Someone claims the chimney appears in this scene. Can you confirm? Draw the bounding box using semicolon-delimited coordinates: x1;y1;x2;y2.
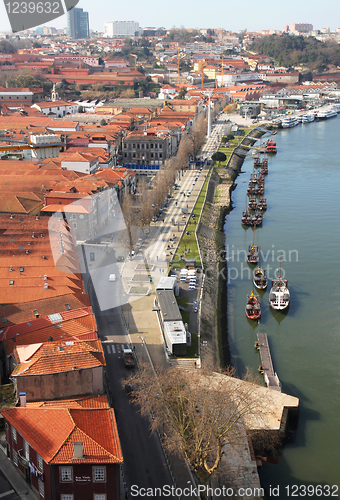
19;392;26;407
73;442;84;459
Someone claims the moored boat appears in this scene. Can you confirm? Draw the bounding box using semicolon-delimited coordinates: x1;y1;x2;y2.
269;259;290;310
241;210;252;226
254;184;264;196
302;113;315;123
257;197;267;211
265;140;277;154
247;230;259;264
245;290;261;320
281;116;300;128
248;197;257;211
251;212;263;226
269;277;290;310
253;266;268;290
316;107;337;120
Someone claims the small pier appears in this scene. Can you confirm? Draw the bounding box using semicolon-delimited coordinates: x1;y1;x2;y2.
256;332;281;392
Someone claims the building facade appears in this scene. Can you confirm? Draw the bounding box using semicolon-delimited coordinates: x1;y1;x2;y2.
104;21;140;38
67;8;90;39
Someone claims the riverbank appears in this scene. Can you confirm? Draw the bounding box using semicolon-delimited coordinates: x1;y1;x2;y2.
197;125;270;369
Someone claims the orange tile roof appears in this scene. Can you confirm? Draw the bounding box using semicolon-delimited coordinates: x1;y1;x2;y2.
26;394;109;409
12;339;105;376
1;407;123;464
0;293;90;328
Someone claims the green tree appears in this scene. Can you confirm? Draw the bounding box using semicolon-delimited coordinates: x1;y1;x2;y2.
211;151;226;165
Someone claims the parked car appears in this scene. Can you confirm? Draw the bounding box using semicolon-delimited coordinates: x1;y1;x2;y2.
117;256;124;262
109;274;116;282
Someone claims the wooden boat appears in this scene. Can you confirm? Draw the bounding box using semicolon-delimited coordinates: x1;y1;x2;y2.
251;212;263;226
241;210;252;226
248;198;257;211
253;266;268;290
260;165;268;175
266;140;277;154
247;228;259;264
257;198;267;211
254;156;261;168
247;185;256;195
269;260;290;311
247;244;259;264
261;157;268;168
254;184;264;196
249;173;257;185
257;173;265;183
245;290;261;320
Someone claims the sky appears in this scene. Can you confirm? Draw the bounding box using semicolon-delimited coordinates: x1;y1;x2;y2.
0;0;340;34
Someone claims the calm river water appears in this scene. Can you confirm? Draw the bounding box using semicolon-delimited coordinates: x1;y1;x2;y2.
224;116;340;497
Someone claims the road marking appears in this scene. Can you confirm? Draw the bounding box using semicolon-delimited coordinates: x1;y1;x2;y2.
111;344;116;353
0;491;15;499
106;345;111;354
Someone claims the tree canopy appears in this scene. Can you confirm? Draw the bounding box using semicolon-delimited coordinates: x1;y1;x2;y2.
211;151;226;165
250;33;340;72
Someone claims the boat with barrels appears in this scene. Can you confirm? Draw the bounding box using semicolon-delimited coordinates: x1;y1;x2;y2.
257;198;267;211
241;210;252;226
248;198;257;211
245;290;261;320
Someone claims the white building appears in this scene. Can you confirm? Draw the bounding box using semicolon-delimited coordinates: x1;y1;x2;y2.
104;21;140;38
31;100;79;117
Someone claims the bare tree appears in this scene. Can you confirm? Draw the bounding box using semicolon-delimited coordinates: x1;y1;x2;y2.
121;192;137;253
186;113;207;161
126;363;268;495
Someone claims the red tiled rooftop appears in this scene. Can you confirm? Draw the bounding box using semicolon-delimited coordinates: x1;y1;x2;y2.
1;407;123;464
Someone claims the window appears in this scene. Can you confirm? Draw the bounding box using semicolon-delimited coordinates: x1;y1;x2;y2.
94;496;106;500
60;466;72;482
12;449;18;466
38;479;44;498
37;454;43;471
150;143;154;148
150;153;154;158
93;466;106;482
72;222;77;230
124;153;127;158
24;439;29;460
11;426;17;443
132;143;135;149
159;153;163;158
159;144;162;150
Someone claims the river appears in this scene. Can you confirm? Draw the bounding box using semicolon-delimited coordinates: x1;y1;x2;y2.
224;116;340;497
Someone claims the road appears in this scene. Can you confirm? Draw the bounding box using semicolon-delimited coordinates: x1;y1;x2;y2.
0;469;20;500
78;113;232;498
88;250;175;498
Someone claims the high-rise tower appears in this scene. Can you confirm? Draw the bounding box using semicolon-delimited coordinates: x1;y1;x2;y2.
67;7;89;39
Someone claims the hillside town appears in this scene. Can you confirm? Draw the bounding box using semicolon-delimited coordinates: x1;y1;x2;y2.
0;12;339;500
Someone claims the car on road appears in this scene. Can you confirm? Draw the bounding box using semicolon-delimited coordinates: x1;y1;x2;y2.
117;255;124;262
109;274;117;282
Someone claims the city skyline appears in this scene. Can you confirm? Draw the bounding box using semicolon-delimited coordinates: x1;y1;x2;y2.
0;0;340;34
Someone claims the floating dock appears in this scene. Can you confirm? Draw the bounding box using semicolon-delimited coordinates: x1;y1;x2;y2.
256;332;281;392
